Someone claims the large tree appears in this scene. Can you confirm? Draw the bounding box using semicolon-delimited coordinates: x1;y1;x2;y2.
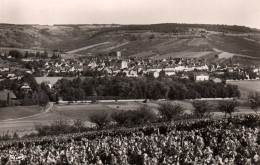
157;102;184;121
192;100;212;118
247;92;260;113
217;99;239;117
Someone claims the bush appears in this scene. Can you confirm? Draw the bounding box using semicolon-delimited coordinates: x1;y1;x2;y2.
35;118;88;136
89;111;111;128
192;101;213;118
73;118;85;132
137;105;157;124
111;110;130;125
0;100;8;107
157;102;184;121
111;105;157;126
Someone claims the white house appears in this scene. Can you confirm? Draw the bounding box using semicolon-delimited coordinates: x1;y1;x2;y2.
0;67;10;72
194;72;209;81
121;61;128;69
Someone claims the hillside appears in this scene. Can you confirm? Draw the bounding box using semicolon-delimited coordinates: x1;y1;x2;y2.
0;23;260;63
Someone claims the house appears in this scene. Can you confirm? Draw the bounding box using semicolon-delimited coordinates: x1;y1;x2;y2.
121;61;128;69
21;83;31;92
127;70;138;77
88;61;97;69
149;71;160;78
194;72;209;81
165;70;176;76
209;77;222;83
253;67;260;73
0;67;10;72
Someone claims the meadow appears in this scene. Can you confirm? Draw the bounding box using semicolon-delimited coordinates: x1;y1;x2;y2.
0;105;42;121
227;80;260;98
0;99;255;136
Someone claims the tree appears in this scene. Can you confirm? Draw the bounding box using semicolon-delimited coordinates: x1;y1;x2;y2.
43;50;48;59
9;50;22;59
25;51;29;58
247;92;260;113
192;101;212;118
217;99;239;117
157;102;184;121
89;111;111;128
136;104;157;123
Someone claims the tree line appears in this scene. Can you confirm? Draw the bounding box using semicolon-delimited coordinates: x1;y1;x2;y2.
0;75;242;107
54;76;240;101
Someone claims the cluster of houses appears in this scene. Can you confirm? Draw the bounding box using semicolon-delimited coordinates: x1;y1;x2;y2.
1;52;260;84
44;59;84;74
41;55;212;78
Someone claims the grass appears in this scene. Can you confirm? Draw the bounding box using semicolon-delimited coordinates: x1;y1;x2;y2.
0;105;42;121
0;100;255;136
54;104;117;121
227;80;260;98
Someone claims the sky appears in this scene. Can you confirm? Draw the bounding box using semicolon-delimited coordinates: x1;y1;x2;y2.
0;0;260;29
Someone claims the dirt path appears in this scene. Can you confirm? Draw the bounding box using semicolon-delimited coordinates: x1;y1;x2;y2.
66;42;111;54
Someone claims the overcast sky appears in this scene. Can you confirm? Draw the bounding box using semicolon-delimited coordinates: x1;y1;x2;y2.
0;0;259;29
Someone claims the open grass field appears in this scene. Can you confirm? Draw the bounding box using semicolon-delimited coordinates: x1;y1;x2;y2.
227;80;260;98
0;105;42;121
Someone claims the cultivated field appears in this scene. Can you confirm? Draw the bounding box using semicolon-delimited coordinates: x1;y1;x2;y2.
208;35;260;58
156;51;211;59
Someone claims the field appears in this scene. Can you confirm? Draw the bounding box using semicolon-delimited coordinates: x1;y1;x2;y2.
0;101;189;136
208;35;260;58
227;80;260;98
0;105;42;121
156;51;211;59
0;99;256;137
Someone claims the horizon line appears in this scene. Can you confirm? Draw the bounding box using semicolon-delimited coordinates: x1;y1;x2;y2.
0;22;259;30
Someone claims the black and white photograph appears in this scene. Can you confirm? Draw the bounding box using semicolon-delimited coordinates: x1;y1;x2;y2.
0;0;260;164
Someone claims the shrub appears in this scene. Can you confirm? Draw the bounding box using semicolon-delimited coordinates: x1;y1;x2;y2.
157;102;184;121
35;118;71;136
137;105;157;124
73;118;85;132
111;105;157;126
192;101;213;118
0;100;8;107
111;110;130;125
89;111;111;128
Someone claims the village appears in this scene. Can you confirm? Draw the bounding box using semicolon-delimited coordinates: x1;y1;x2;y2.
1;50;260;86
